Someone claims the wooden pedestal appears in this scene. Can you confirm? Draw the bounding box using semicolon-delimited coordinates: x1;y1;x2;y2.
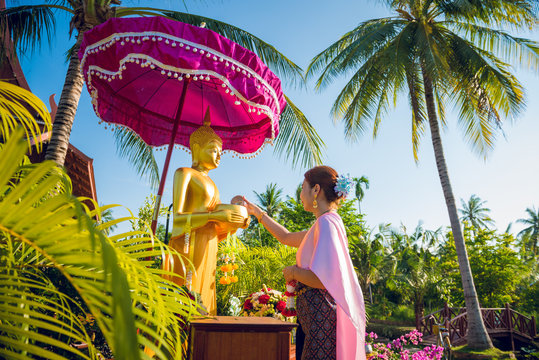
189;316;297;360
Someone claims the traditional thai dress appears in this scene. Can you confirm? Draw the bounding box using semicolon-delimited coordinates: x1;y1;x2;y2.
296;211;366;360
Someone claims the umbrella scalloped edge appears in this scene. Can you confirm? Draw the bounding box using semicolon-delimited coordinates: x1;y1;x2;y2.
79;19;287;155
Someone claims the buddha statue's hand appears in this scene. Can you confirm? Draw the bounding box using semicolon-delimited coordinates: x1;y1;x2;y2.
211;209;247;224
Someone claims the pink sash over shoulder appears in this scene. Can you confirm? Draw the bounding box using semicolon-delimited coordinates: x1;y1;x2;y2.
297;212;366;360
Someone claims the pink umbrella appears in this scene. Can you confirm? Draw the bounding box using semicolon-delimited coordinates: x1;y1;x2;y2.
78;17;286;232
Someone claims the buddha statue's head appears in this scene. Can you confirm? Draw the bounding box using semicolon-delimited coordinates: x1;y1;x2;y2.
190;108;223;171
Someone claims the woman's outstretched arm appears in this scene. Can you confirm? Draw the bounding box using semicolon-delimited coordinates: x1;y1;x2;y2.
242;197;307;248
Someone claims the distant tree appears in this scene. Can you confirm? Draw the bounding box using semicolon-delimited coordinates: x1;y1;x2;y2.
279;195;315;234
254;183;284;218
517;207;539;259
440;226;528;307
389;245;445;329
353;176;369;213
349;230;394;303
130;194;169;243
240;184;284;247
459;195;495;232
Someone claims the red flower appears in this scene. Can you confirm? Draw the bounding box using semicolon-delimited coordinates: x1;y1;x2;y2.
243;299;253;310
284;291;295;297
258;294;270;304
282;308;297;317
276;301;286;312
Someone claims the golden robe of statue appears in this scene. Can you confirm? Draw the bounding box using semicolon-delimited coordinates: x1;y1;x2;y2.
163;111;249;315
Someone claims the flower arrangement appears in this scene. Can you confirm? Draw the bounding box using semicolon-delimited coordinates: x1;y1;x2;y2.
334;173;354;199
365;330;443;360
241;285;293;320
282;280;298;317
218;253;239;285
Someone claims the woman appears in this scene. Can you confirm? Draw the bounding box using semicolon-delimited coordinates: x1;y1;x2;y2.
243;166;366;360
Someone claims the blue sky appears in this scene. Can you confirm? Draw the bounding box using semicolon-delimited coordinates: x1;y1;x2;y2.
17;0;539;235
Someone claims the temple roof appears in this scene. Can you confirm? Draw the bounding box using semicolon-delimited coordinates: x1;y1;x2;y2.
1;0;98;205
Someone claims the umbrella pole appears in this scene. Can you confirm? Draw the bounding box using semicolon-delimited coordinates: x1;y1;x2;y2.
151;79;190;235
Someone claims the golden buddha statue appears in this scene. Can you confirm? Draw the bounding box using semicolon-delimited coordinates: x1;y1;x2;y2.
163;109;249;315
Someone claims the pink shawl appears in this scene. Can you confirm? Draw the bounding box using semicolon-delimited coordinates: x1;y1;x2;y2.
296;212;366;360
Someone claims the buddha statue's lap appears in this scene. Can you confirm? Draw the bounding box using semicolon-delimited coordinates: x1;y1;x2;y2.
163;110;248;315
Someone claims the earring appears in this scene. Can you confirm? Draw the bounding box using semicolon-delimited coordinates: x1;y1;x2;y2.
313;197;318;209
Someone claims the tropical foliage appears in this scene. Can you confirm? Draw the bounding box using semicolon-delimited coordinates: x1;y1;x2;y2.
233;180;538;325
306;0;539;350
0;80;51;151
216;238;297;315
0;129;202;359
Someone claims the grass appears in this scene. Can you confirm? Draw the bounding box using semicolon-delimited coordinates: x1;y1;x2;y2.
452;345;515;360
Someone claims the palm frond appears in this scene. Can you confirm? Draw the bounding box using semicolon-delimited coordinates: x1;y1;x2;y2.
448;21;539;71
0;81;51;152
158;11;305;88
307;18;405;90
274;97;325;168
330;26;414;142
112;126;160;190
218;244;297;299
406;60;427;162
415;21;449;83
0;268;97;359
0;129;200;360
0;5;57;58
436;0;538;29
435;27;525;155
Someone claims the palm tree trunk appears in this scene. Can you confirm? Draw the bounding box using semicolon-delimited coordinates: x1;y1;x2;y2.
421;67;493;350
414;294;424;331
44;26;90;166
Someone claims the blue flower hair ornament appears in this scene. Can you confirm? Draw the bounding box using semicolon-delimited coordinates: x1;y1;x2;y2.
334;174;354;199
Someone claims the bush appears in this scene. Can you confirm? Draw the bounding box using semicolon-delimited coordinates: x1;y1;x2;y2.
216;241;297;315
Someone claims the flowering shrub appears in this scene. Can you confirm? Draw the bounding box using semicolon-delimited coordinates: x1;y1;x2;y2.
366;331;379;344
241;285;293;320
366;330;444;360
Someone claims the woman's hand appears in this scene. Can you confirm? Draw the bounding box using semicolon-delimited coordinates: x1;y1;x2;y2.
242;197;265;220
282;265;297;283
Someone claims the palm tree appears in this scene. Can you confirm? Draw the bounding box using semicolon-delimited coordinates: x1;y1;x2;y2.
353;176;369;213
517;207;539;259
390;245;443;330
254;183;284;218
307;0;539;349
459;194;495;232
1;1;324;175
